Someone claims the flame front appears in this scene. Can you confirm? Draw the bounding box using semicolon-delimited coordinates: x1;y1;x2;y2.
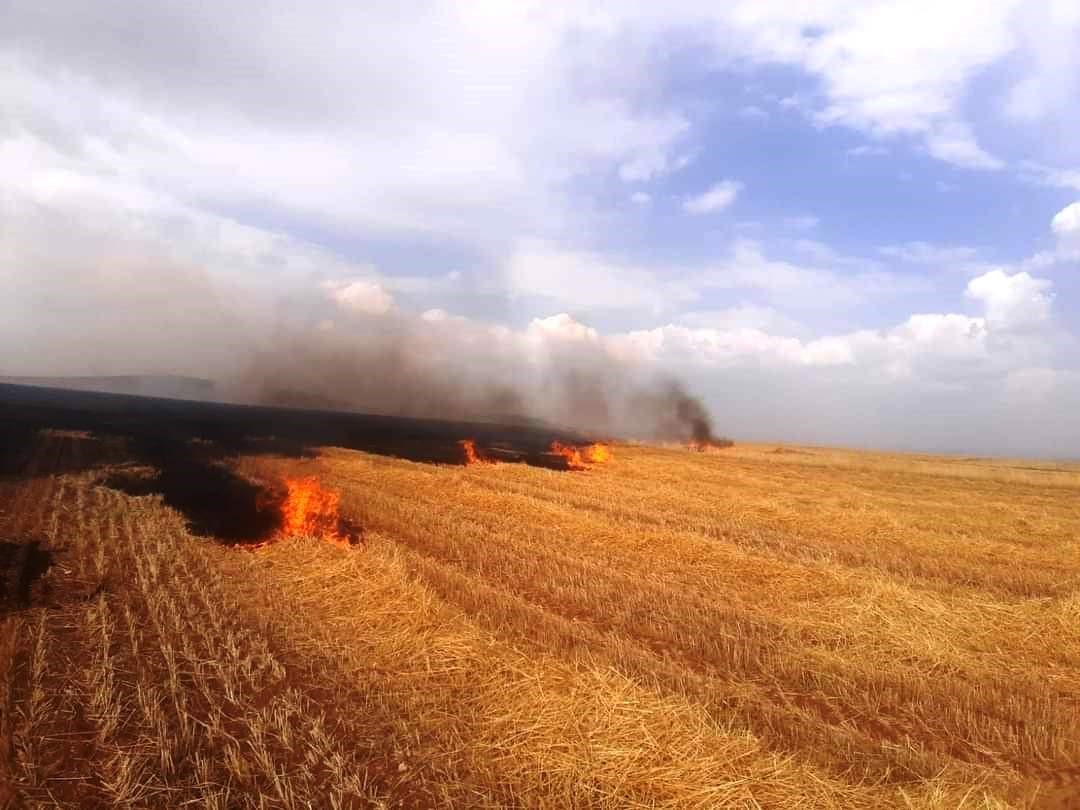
279;476;344;543
460;438;497;466
550;441;612;470
459;439;481;465
550;441;586;470
583;443;613;463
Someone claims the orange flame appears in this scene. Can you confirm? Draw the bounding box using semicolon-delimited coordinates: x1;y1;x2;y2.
583;443;613;463
550;441;613;470
236;476;355;551
279;476;348;546
460;439;480;465
459;439;496;466
550;441;587;470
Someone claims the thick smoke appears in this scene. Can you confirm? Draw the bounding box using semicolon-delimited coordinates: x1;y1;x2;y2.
0;188;721;443
630;381;725;446
225;312;724;444
0;139;723;445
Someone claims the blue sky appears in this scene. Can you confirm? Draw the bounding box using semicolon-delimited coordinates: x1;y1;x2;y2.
2;1;1080;455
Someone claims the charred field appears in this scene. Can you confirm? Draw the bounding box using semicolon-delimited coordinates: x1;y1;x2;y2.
1;383;1079;809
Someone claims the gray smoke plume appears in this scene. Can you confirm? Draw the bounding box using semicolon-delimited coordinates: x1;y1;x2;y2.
0;189;722;444
630;381;723;446
0;140;726;446
226;315;723;444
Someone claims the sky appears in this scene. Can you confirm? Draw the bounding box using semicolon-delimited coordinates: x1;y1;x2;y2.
2;1;1080;456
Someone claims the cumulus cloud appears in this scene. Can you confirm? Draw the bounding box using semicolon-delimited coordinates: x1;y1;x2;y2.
3;2;1080;455
965;269;1053;330
1051;202;1080;254
324;279;396;315
609;268;1054;384
612;324;858;370
683;181;742;214
270;263;1070;454
528;313;601;344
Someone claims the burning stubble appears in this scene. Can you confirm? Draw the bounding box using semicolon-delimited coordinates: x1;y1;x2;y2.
242;476;358;550
549;441;613;470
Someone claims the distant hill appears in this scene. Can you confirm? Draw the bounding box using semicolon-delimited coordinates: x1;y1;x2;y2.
0;374;216;401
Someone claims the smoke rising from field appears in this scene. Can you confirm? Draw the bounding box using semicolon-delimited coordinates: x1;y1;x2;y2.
0;181;719;442
228;312;722;444
631;382;720;447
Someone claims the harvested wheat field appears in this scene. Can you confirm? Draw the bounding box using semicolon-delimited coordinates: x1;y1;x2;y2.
2;400;1080;808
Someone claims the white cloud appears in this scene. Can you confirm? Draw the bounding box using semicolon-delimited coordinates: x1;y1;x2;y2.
847;144;889;157
683;180;742;214
1051;202;1080;254
527;313;600;343
879;242;979;265
598;267;1058;387
324;279;396;316
796;0;1014;166
341;256;1072;453
0;5;705;250
586;0;1062;173
630;191;651;205
613;324;849;369
1001;1;1080;125
707;241;835;295
1021;161;1080;190
3;2;1080;455
891;313;987;362
508;237;919;321
701;239;914;311
618;149;692;183
3;0;1076;274
965;269;1053;330
608;278;1053;394
4;0;1077;274
506;240;697;313
678;305;803;336
924;123;1004;170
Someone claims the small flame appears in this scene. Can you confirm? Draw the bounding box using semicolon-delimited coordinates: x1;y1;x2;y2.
237;475;356;551
583;443;613;463
550;441;613;470
460;439;480;465
550;441;586;470
459;439;497;466
279;476;348;546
